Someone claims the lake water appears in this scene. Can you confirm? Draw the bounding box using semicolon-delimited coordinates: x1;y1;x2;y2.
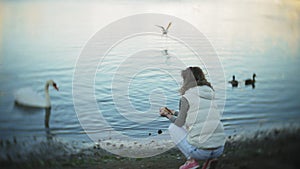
1;0;300;158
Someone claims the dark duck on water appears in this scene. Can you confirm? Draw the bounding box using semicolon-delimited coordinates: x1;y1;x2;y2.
245;73;256;85
229;75;238;87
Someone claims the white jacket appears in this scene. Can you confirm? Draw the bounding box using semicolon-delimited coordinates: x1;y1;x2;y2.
183;86;226;149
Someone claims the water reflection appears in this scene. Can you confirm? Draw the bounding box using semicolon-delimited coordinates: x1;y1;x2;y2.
13;105;54;141
44;108;51;128
245;83;256;89
45;108;54;141
45;128;53;141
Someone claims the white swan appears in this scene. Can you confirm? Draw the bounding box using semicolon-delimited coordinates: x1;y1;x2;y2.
15;80;59;108
155;22;172;36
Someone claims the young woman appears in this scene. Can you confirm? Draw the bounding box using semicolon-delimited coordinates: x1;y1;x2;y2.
160;67;226;169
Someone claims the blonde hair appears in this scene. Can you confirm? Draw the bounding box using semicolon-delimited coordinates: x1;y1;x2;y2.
179;67;213;95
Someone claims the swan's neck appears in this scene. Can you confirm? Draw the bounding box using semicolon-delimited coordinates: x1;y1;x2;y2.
45;83;51;107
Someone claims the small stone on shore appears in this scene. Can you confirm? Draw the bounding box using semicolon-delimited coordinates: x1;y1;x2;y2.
158;129;162;134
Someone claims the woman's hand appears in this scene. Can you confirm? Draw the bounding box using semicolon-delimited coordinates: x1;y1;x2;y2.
159;107;168;116
159;107;174;117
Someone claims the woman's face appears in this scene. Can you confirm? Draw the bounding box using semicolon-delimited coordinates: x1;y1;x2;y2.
181;68;191;82
181;68;189;77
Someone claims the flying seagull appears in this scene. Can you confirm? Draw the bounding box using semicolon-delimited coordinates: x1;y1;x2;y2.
155;22;172;36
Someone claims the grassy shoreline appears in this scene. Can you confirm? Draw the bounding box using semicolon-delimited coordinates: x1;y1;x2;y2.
1;128;300;169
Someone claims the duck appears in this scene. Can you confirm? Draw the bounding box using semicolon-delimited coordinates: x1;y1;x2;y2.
245;74;256;85
229;75;238;87
15;80;59;108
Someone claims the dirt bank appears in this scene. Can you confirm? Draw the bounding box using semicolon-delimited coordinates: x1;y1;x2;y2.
1;128;300;169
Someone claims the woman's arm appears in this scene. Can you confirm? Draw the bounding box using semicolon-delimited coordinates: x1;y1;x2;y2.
167;97;189;127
